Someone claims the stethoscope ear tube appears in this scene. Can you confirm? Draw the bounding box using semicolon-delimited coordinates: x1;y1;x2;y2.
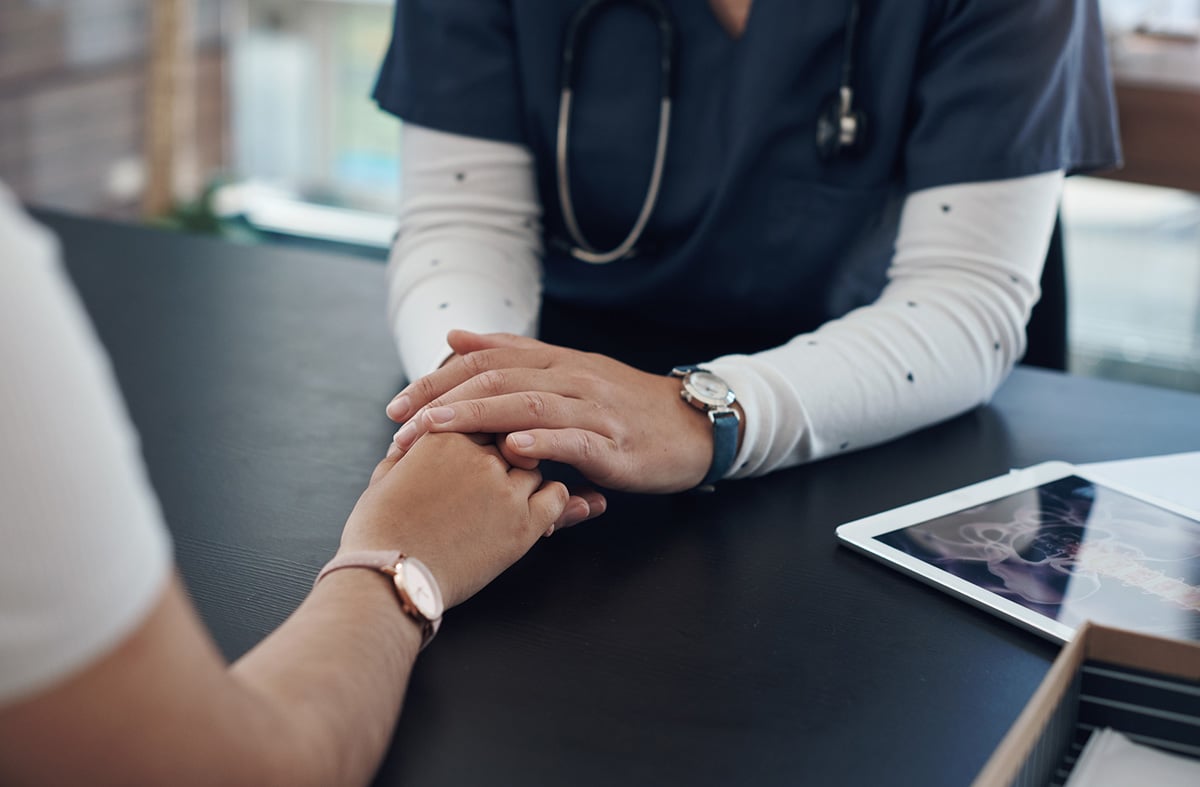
556;0;677;264
561;0;677;98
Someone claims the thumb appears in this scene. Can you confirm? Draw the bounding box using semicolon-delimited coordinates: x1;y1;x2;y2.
498;438;541;470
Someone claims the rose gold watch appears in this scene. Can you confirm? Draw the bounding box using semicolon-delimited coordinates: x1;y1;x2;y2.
315;550;444;650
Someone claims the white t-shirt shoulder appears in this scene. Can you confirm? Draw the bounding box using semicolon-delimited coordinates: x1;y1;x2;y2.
0;186;172;705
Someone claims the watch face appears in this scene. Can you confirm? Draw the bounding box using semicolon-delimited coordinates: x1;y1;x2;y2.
686;371;735;408
398;558;445;621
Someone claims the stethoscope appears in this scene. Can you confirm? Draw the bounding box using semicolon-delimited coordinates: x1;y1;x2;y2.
555;0;866;264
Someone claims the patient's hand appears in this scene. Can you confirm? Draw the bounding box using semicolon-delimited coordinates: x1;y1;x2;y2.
340;432;568;608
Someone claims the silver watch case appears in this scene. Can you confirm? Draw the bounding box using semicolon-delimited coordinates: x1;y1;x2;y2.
675;369;737;414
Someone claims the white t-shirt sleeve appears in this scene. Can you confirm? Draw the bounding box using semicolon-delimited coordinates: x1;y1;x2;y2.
706;170;1065;478
0;186;172;705
387;124;543;381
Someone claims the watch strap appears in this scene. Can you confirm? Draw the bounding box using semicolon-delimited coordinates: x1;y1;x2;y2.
315;549;442;649
703;408;739;487
314;550;403;586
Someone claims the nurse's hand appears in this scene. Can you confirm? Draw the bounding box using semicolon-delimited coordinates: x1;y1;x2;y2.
386;331;722;494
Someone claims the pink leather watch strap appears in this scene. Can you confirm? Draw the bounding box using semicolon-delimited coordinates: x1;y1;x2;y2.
313;549;403;588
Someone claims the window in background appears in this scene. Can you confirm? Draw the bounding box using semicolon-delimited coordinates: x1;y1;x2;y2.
0;0;224;217
1101;0;1200;33
225;0;400;247
1062;0;1200;392
229;9;319;190
1064;179;1200;390
329;3;399;206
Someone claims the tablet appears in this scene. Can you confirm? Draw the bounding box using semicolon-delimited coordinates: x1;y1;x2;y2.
836;461;1200;643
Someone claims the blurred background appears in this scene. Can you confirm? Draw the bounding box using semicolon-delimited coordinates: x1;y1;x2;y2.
0;0;398;247
1;0;1198;390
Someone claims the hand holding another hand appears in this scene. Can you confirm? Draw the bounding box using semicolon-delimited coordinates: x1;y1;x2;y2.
386;331;718;495
340;432;568;608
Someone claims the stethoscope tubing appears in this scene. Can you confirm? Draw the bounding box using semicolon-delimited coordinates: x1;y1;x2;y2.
554;0;862;265
555;0;676;264
556;93;672;264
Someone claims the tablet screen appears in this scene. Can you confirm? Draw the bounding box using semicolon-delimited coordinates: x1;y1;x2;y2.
875;476;1200;640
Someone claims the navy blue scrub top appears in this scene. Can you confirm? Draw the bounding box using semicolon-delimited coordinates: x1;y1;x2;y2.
374;0;1120;353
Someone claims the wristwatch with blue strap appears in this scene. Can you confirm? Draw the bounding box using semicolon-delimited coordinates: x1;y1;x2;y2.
670;365;740;490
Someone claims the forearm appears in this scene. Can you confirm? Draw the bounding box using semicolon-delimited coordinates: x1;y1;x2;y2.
389;124;543;380
0;572;417;787
707;170;1065;478
229;569;422;786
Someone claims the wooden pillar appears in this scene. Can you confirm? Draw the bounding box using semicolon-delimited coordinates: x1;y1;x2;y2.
144;0;183;217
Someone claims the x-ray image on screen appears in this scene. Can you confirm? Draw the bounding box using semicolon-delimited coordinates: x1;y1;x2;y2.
877;477;1200;640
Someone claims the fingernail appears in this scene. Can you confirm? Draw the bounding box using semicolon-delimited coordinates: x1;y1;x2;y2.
564;500;590;525
543;523;556;538
394;421;417;448
386;441;401;459
425;406;455;425
510;432;535;448
387;394;411;419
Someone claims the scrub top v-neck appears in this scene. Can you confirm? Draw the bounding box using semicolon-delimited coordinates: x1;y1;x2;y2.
374;0;1119;351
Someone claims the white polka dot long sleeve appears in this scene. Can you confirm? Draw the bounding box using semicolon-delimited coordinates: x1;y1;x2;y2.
388;125;544;381
388;125;1063;478
707;170;1064;477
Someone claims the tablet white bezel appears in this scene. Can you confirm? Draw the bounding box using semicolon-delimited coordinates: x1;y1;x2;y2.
835;461;1200;644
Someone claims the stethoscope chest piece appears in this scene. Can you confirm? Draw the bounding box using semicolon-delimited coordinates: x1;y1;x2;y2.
816;86;868;161
816;0;866;161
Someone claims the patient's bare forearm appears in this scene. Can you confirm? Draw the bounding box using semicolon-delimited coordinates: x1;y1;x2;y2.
0;572;421;787
230;568;423;786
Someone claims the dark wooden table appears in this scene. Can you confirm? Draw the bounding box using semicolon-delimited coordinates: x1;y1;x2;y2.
43;211;1200;786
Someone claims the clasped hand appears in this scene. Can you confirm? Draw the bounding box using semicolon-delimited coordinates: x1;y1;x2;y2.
342;431;569;608
387;331;716;500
